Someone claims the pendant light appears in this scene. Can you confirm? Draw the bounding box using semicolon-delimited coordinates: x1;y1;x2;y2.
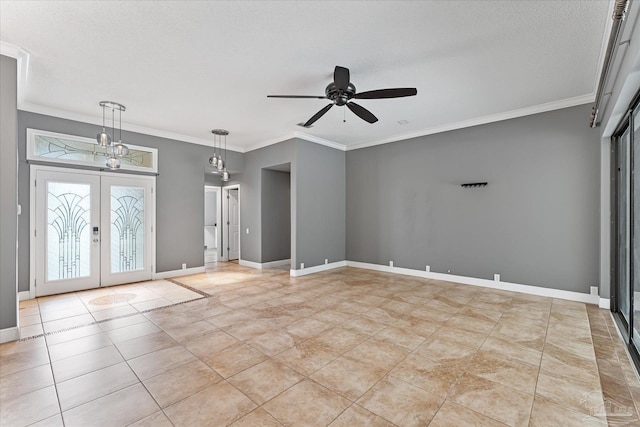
98;101;129;169
210;129;231;182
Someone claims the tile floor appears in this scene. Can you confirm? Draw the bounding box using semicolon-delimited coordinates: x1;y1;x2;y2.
1;263;640;426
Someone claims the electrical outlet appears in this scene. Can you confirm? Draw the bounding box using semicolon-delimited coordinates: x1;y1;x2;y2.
182;263;186;270
390;261;394;267
426;265;430;272
447;269;451;273
590;286;599;296
494;274;500;282
325;259;328;264
246;228;249;234
300;263;305;269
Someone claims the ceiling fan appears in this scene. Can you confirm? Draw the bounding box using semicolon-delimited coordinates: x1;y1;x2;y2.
267;66;417;128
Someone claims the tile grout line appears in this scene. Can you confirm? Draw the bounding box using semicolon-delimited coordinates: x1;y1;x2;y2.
18;296;208;342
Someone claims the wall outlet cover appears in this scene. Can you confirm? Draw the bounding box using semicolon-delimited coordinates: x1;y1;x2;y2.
300;263;305;269
590;286;598;295
182;263;187;270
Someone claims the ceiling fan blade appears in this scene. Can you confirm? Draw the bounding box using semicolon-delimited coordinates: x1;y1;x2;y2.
354;88;417;99
334;66;350;91
346;102;378;124
267;95;327;99
303;103;334;127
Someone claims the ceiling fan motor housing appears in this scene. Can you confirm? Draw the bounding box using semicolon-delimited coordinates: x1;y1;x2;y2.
325;82;356;106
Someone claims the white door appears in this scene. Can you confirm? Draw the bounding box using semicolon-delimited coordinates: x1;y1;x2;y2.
34;167;154;296
35;170;101;295
100;175;154;286
228;188;240;260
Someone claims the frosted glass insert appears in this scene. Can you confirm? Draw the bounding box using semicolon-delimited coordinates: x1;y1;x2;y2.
33;135;154;168
47;182;92;281
111;186;145;273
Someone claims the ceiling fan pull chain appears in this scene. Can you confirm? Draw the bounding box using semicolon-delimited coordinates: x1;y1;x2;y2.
343;107;346;123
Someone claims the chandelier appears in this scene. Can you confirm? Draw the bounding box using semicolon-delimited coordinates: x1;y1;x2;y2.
97;101;129;169
209;129;231;182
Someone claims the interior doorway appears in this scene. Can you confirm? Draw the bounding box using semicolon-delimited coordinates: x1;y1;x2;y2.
222;185;240;261
204;185;221;265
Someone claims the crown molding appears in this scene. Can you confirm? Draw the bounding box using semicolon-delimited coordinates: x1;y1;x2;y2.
18;102;245;152
292;131;347;151
346;93;596;151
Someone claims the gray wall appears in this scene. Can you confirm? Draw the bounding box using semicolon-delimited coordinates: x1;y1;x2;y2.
17;111;243;292
261;169;291;263
296;141;346;268
0;56;18;330
235;139;296;264
347;104;600;293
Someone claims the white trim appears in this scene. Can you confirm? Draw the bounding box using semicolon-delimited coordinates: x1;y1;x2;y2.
18;291;31;302
221;185;241;262
0;327;20;344
239;260;263;269
290;261;347;277
153;266;205;279
599;298;611;309
346;261;601;305
346;94;595;151
240;259;291;270
243;132;346;153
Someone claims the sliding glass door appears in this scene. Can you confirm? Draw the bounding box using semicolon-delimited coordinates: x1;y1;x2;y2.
612;90;640;369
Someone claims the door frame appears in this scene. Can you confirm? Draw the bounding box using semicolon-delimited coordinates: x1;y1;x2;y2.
221;184;240;262
29;164;156;298
204;185;222;261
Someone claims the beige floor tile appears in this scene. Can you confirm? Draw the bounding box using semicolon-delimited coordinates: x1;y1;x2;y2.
372;325;427;351
389;353;462;398
414;335;477;363
184;329;241;358
29;413;65;427
104;320;161;343
98;313;148;331
51;345;123;382
429;400;508;427
114;330;178;360
410;306;455;323
230;359;304;404
126;410;174;427
47;332;113;362
0;363;54;401
311;356;386;401
247;329;299;356
343;338;407;372
535;371;603;414
90;304;138;321
43;313;95;333
448;372;533;427
478;336;542;367
0;385;60;427
162;318;220;343
40;305;89;322
62;383;159;427
263;379;351;426
311;327;368;354
357;376;443;427
128;345;196;380
20;323;44;338
131;297;173;311
56;362;138;410
44;324;103;346
20;313;42;326
273;341;340;376
144;360;223;408
285;317;332;340
164;381;257;426
329;403;395;426
204;341;268;378
0;335;47;356
230;408;283;426
529;396;608;427
464;351;540;394
0;345;50;378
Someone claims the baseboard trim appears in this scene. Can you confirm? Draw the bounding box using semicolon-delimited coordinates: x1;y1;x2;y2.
346;261;600;305
290;261;347;277
18;291;31;301
0;327;19;343
239;259;291;270
599;298;611;309
154;266;205;280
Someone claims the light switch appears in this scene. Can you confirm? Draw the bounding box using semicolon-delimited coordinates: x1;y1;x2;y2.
246;228;249;234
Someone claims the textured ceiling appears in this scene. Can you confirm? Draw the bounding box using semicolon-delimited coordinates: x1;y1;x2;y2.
0;1;611;151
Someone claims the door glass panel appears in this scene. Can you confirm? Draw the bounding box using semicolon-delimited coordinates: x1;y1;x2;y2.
633;109;640;350
110;186;145;273
620;127;631;324
47;182;92;281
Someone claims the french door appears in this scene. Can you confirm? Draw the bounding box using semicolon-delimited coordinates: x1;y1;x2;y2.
33;167;154;296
